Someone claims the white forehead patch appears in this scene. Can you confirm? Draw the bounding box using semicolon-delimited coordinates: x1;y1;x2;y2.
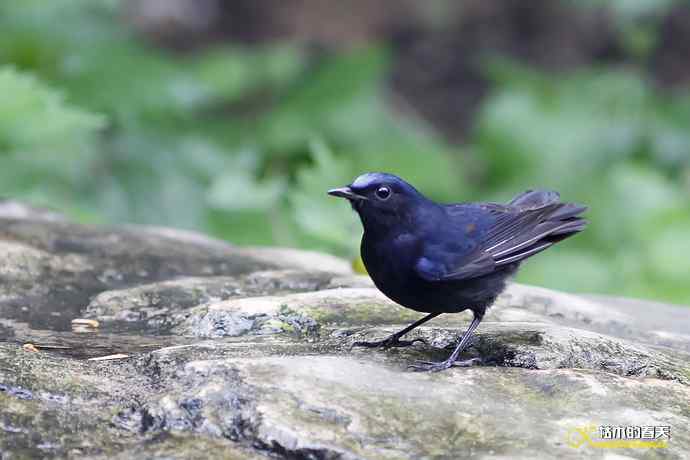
351;173;389;190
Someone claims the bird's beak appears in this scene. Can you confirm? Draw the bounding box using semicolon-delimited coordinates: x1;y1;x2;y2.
327;186;366;201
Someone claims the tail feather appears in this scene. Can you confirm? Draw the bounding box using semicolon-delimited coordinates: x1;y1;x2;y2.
508;189;560;210
492;195;588;266
548;203;588;221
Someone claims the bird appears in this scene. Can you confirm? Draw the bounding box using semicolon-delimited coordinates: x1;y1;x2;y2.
328;172;587;372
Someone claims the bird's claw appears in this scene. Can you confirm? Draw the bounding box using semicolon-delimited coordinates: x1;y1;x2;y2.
352;336;427;350
408;357;482;372
408;360;452;372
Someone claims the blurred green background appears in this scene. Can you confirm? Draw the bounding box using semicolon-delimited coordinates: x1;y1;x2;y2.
1;0;689;303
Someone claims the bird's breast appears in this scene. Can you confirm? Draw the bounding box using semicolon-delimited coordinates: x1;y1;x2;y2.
360;232;428;311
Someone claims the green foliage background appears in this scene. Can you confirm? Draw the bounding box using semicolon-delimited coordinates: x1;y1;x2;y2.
1;0;689;304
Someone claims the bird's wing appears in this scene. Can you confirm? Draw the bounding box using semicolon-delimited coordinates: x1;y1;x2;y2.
415;192;587;282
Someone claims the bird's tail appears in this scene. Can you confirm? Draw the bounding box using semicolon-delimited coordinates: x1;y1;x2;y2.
508;189;560;210
508;189;587;238
491;190;588;265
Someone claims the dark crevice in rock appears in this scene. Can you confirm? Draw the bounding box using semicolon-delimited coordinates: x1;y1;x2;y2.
255;441;349;460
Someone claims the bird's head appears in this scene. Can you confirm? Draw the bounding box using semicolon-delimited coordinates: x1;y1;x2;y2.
328;173;428;233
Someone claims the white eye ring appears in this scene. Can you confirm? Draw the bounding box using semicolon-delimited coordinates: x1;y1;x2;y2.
376;186;392;200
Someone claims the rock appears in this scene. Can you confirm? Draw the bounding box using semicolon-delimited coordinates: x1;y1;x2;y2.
82;271;364;332
1;210;689;459
494;284;690;353
0;199;66;222
0;217;290;331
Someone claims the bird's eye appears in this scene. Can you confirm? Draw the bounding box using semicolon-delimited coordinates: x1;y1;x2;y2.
375;186;392;200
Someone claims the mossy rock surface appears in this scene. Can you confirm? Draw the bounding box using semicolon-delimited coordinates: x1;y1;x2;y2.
1;201;689;459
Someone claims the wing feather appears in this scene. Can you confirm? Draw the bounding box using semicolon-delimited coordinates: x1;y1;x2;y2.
415;191;587;282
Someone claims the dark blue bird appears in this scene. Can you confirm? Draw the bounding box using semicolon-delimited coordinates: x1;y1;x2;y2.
328;172;587;372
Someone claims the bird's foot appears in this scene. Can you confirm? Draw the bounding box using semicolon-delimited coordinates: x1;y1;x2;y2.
352;335;426;350
408;357;482;373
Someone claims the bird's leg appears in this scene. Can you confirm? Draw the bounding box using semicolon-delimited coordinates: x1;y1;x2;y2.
352;312;440;349
409;313;483;372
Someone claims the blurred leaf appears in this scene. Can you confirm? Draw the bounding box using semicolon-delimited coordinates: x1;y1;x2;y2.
207;151;285;212
192;45;306;104
517;250;615;294
648;222;690;284
290;140;362;255
258;48;390;153
0;65;105;217
0;66;104;155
